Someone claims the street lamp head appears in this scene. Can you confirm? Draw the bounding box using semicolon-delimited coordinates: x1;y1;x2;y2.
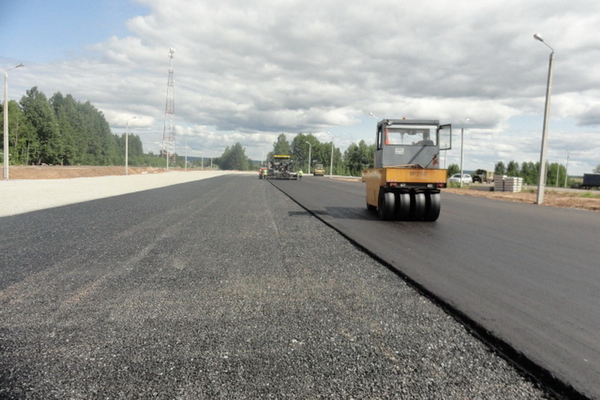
125;116;137;129
533;33;554;51
6;63;25;73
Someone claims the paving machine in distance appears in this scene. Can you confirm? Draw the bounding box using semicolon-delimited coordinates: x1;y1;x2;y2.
313;163;325;176
266;155;297;180
362;119;452;221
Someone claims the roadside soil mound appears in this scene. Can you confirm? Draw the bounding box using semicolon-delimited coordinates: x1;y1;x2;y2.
8;165;166;179
445;187;600;212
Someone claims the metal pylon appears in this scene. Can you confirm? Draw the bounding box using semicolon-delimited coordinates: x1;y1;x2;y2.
162;48;176;169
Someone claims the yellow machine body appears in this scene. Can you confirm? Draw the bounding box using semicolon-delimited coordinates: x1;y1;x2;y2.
362;167;447;209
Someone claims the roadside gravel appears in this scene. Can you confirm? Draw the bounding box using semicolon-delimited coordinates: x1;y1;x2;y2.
0;174;549;398
0;171;234;217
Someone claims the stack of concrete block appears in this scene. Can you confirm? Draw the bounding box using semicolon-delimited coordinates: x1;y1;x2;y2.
494;175;523;192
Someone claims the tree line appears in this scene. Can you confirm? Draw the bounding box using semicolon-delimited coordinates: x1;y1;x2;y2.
219;133;375;175
275;132;374;176
494;160;575;187
1;87;151;166
1;86;215;168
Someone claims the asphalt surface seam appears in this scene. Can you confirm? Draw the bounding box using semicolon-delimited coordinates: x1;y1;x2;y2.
268;179;586;400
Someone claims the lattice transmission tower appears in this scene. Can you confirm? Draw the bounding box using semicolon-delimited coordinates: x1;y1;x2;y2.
162;48;176;169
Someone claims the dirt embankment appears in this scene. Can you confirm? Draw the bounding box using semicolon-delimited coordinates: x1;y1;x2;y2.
7;165;168;180
445;187;600;212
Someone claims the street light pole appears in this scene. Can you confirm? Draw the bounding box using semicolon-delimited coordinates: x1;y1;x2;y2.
459;118;469;188
327;132;334;178
304;141;312;174
564;150;570;188
534;33;555;205
3;63;24;180
125;116;136;175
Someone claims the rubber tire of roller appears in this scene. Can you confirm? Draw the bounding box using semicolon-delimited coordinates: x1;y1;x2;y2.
395;192;411;221
423;192;441;221
378;190;395;220
410;192;426;221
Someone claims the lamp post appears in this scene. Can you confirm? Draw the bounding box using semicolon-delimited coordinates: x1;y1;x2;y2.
3;63;25;180
304;141;312;174
327;132;334;178
534;33;555;205
564;150;570;188
125;116;136;175
368;112;378;120
459;118;470;188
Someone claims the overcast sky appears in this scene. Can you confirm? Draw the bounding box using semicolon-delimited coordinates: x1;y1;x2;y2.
2;0;600;175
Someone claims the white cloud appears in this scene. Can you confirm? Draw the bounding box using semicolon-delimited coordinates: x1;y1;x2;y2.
8;0;600;174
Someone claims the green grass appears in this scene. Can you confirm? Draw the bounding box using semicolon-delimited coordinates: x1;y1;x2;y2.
579;192;600;199
447;182;471;189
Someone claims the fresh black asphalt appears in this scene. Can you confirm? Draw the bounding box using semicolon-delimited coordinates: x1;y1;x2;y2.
1;174;549;398
272;176;600;399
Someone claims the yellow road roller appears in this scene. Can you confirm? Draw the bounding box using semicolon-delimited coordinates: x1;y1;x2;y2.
362;119;452;221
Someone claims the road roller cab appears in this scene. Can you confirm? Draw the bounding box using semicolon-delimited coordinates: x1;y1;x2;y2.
362;119;452;221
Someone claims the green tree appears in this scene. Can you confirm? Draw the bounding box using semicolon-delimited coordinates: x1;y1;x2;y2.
506;160;520;177
330;145;342;175
315;140;341;175
20;87;60;165
290;133;309;172
268;133;291;161
594;164;600;173
50;92;80;165
547;162;567;187
77;101;119;165
520;161;538;185
219;142;251;170
494;161;506;175
116;133;145;166
447;163;460;177
0;100;27;164
344;140;374;176
10;87;146;167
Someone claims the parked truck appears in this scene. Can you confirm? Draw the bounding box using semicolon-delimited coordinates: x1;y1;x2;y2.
581;173;600;189
362;118;452;221
472;169;494;183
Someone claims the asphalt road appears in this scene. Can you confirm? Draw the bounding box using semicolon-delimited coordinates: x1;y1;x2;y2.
0;174;547;399
272;175;600;399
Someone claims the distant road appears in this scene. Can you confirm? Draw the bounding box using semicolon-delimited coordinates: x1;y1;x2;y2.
272;176;600;399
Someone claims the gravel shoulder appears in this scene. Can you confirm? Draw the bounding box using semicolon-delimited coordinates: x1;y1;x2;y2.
0;170;236;217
